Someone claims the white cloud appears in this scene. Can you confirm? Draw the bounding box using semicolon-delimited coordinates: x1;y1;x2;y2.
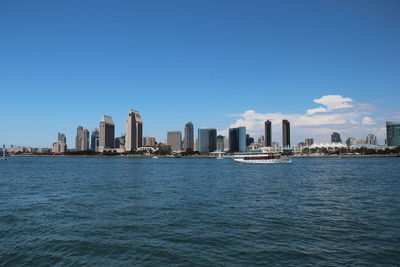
306;107;328;115
223;94;386;144
362;116;375;125
313;95;353;110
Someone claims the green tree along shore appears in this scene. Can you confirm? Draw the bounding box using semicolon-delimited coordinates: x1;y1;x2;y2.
301;146;400;156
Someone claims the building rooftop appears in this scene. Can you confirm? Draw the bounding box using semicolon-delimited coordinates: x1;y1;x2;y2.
101;115;114;124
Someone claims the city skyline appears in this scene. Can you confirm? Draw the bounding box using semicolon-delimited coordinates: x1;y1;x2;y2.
1;102;398;149
1;1;399;147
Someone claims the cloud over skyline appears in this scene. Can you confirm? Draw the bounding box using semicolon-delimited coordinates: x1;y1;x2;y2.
223;95;387;144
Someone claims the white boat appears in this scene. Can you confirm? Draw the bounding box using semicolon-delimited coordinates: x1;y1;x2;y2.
233;152;291;164
1;144;7;160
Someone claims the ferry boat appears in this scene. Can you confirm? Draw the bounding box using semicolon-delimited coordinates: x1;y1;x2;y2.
233;152;291;164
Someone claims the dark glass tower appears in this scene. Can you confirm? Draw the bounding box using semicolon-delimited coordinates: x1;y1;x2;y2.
331;132;342;143
264;120;272;147
184;122;194;150
90;128;99;150
282;119;290;148
198;128;217;153
386;122;400;146
229;127;246;152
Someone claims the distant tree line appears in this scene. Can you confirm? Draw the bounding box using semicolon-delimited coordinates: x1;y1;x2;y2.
302;146;400;155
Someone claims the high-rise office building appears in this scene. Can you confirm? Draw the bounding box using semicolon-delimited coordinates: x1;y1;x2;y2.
75;126;84;150
114;136;125;149
216;135;225;152
386;122;400;146
366;134;377;145
90;128;99;150
167;131;182;151
58;133;66;143
53;132;67;153
246;134;254;146
198;128;217;153
125;109;143;151
331;132;342;143
82;129;89;150
183;122;194;151
282;120;290;147
264;120;272;147
75;126;89;151
229;126;246;152
99;115;115;150
305;138;314;146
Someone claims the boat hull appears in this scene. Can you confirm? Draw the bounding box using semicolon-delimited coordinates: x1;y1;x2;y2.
233;158;291;164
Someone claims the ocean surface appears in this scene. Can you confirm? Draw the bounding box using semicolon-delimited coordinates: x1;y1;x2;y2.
0;157;399;266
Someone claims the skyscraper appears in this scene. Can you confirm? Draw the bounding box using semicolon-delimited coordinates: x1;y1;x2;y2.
114;136;125;149
282;119;290;148
331;132;342;143
305;138;314;146
386;122;400;146
125;109;143;151
366;134;377;145
264;120;272;147
183;122;194;151
229;126;246;152
246;134;254;146
216;135;225;152
99;115;115;150
198;128;217;153
167;131;182;151
54;132;67;153
90;128;99;150
75;126;89;151
58;133;66;143
82;129;89;150
75;126;84;150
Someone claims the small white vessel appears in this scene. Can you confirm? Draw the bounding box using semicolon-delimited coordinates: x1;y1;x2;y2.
215;152;224;160
152;156;159;159
1;144;7;160
233;152;291;164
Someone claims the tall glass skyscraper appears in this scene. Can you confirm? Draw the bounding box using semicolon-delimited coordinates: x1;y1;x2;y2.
58;133;66;143
75;126;84;150
331;132;342;143
282;120;290;148
183;122;194;150
386;122;400;146
125;109;143;151
264;120;272;147
90;128;99;150
229;126;246;152
99;115;115;150
198;128;217;153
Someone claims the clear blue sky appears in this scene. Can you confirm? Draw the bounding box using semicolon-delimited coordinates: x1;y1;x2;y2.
1;0;399;147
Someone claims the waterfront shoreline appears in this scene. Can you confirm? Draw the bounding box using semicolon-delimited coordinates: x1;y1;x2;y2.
9;154;400;159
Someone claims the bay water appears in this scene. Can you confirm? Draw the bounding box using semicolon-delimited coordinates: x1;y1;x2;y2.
1;157;399;266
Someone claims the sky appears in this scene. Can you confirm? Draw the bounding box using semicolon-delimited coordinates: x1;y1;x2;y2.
1;0;399;147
